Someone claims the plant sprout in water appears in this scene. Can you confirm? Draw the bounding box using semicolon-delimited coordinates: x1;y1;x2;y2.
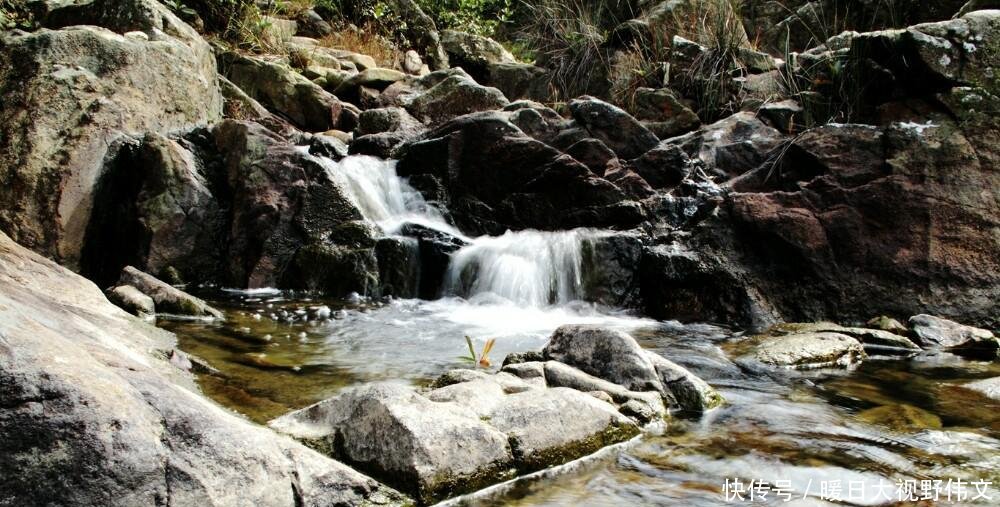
458;336;497;368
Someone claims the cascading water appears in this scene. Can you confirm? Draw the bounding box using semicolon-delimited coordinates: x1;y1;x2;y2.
320;154;603;308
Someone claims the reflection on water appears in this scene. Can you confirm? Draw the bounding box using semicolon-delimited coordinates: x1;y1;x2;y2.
161;290;1000;506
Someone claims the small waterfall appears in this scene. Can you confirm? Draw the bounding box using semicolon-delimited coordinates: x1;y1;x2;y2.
323;154;597;307
443;230;591;307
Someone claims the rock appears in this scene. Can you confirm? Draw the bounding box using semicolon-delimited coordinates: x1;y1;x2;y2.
218;51;358;132
0;231;403;507
334;68;408;97
501;361;546;384
375;236;420;298
757;99;803;133
768;322;921;351
396;111;642;234
126;133;225;284
105;284;155;317
501;350;546;367
397;222;468;298
485;387;639;471
212;120;368;290
629;141;697;188
218;76;295;135
386;0;449;70
403;71;509;124
645;353;726;413
294;9;332;37
0;3;222;268
543;325;660;392
543;325;722;413
631;87;701;139
441;29;516;80
482;62;552;102
356;106;425;137
261;15;296;42
568;96;660;159
853;10;1000;96
308;133;350;159
962;377;1000;401
284;241;381;296
857;404;943;432
672;111;786;181
269;383;512;504
740;332;867;369
118;266;222;319
543;361;666;416
866;316;910;335
909;314;998;356
403;49;424;74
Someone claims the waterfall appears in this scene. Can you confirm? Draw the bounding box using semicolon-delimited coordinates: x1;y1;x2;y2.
322;154;596;307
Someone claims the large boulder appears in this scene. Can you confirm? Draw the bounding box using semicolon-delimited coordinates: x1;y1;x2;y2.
211;120;369;289
270;383;514;505
271;374;640;504
397;111;644;234
0;231;403;506
542;325;723;413
390;69;510;124
0;0;222;269
81;132;226;286
441;29;516;80
649;91;1000;329
909;314;999;357
218;51;358;132
567;96;660;159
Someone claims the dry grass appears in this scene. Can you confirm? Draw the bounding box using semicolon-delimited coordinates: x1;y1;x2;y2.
318;26;397;67
273;0;316;18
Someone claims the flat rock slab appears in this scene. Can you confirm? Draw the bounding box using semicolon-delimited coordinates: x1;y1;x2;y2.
963;377;1000;402
118;265;223;319
738;332;867;369
271;375;640;504
769;322;921;351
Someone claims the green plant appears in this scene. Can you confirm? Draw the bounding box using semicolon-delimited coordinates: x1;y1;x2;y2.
164;0;197;18
415;0;516;37
457;336;496;368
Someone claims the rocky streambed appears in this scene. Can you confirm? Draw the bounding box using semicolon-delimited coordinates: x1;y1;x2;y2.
151;285;1000;506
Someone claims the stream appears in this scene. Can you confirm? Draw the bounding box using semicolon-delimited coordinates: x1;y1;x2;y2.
161;155;1000;506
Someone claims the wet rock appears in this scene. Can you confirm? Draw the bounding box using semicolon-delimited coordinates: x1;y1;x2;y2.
962;377;1000;401
568;96;660;159
0;5;221;268
769;322;921;351
284;242;380;296
857;404;943;432
218;51;358;132
580;231;645;308
307;132;350;159
0;231;403;507
543;325;662;392
118;266;222;319
396;111;642;234
212;120;367;290
543;325;722;413
485;387;639;471
740;332;867;369
909;314;998;357
543;361;665;415
671;111;786;180
269;383;515;505
375;236;420;298
105;284;155;318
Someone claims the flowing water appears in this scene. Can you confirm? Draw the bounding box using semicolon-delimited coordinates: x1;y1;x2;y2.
162;155;1000;506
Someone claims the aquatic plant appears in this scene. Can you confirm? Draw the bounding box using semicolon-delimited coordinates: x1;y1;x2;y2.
458;336;496;368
